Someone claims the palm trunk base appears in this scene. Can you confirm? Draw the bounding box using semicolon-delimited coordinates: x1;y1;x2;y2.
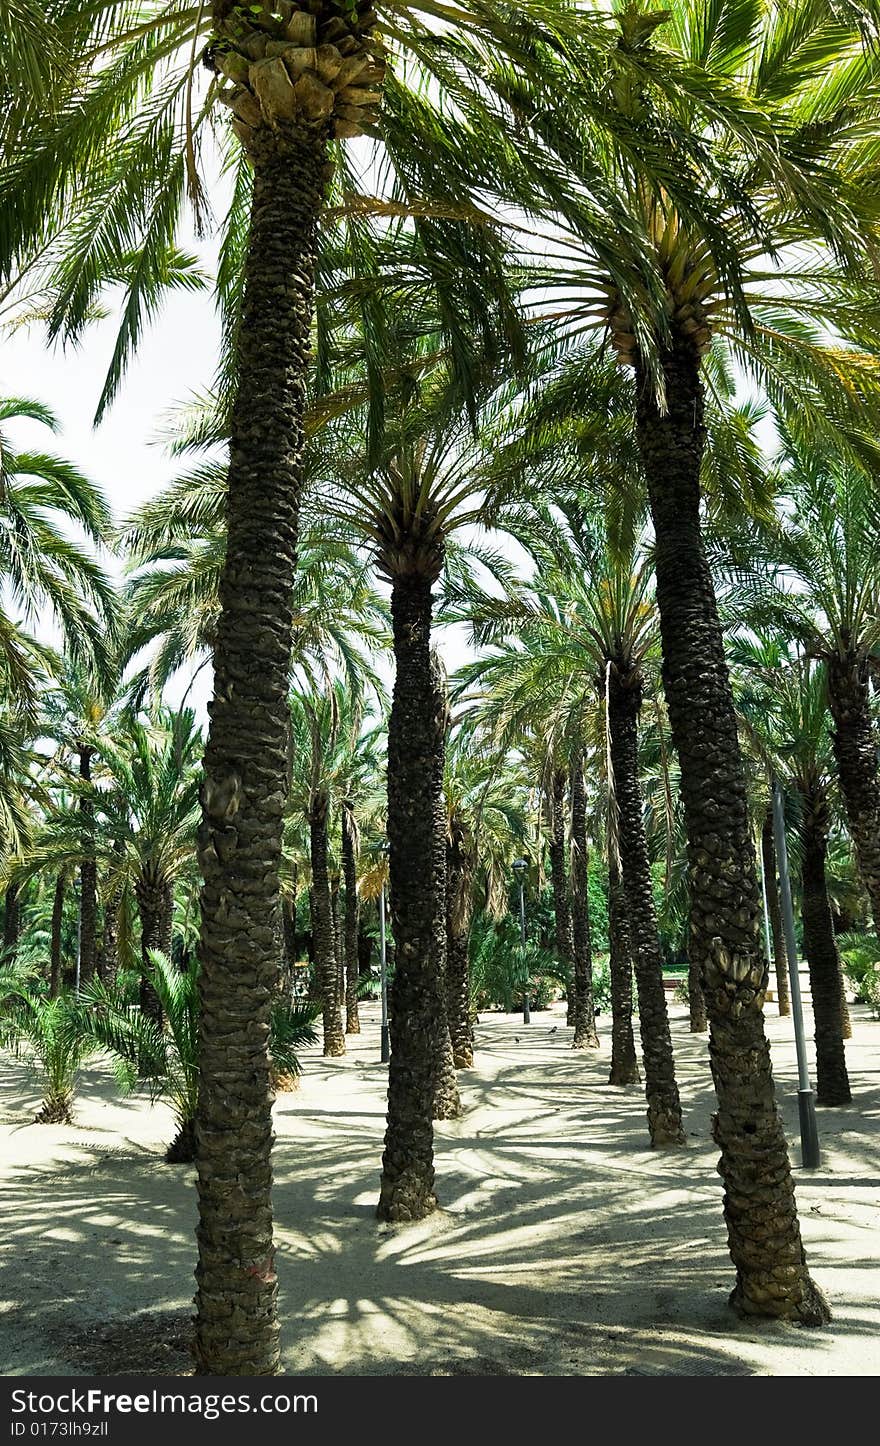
572;1019;600;1049
322;1007;346;1057
346;1006;361;1034
376;1157;437;1223
729;1272;831;1326
452;1042;474;1069
166;1118;197;1163
646;1099;687;1146
36;1095;73;1125
608;1057;640;1086
433;1031;462;1119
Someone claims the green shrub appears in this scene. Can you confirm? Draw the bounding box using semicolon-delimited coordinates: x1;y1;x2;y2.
838;931;880;1018
469;915;564;1013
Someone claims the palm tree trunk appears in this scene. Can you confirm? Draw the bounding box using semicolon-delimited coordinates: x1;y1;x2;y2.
332;876;345;1015
608;666;685;1145
635;341;828;1324
570;749;599;1049
78;745;97;985
342;802;361;1034
310;792;345;1057
827;651;880;932
607;854;639;1085
3;881;20;953
800;787;851;1105
377;574;450;1221
547;768;575;1011
97;876;121;986
446;824;474;1069
687;929;708;1032
761;809;791;1017
160;879;174;961
430;652;460;1121
193;118;329;1375
136;875;166;1028
50;873;65;999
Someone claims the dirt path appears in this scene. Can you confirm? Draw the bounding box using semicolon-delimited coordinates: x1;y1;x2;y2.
1;999;877;1376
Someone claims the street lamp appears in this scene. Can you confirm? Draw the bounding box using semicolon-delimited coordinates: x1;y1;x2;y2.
772;778;820;1169
512;857;530;1025
378;840;391;1064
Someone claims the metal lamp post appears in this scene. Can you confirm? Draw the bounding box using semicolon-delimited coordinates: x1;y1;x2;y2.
512;857;530;1025
771;778;820;1169
378;840;391;1063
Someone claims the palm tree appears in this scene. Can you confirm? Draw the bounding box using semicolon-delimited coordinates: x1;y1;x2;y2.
42;664;119;988
289;688;345;1058
330;373;521;1219
26;709;201;1023
443;732;528;1069
0;971;95;1123
733;641;852;1106
10;0;840;1364
288;673;383;1055
503;0;880;1321
0;396;115;718
734;448;880;938
459;514;684;1144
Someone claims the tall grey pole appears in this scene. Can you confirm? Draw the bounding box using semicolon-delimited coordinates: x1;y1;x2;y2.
379;882;390;1064
518;878;530;1025
772;779;820;1168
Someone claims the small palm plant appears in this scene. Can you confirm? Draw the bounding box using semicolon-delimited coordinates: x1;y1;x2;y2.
0;972;96;1123
77;952;318;1163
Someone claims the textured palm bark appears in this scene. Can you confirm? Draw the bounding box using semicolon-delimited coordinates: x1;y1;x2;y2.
310;793;345;1057
446;825;475;1069
377;576;451;1220
50;873;65;999
78;745;97;986
608;668;685;1144
160;879;174;961
193;120;329;1376
761;812;791;1017
607;855;640;1085
341;804;361;1034
98;881;121;985
827;652;880;932
3;882;20;952
840;973;852;1040
136;873;167;1028
331;877;343;1003
799;787;851;1105
547;769;575;1003
430;653;461;1121
636;341;828;1324
688;934;708;1032
570;750;599;1049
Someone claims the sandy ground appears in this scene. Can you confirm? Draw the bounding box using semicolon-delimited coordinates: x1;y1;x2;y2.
0;995;878;1377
